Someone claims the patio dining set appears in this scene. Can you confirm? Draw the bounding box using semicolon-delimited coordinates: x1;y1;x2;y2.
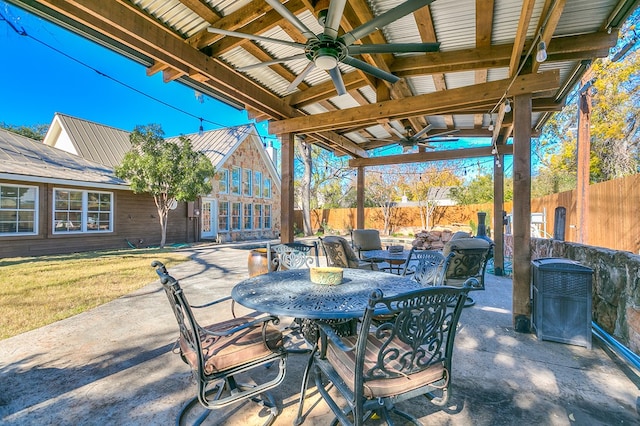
152;229;493;426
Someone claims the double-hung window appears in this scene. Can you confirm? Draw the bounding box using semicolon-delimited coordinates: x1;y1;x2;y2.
231;167;241;195
263;177;272;199
218;169;229;194
243;169;252;196
254;171;262;198
263;204;272;229
53;188;113;233
243;203;253;229
218;201;229;232
231;202;241;230
0;184;38;235
254;204;262;229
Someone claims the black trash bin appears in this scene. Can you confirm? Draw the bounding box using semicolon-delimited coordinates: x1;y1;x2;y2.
531;258;593;349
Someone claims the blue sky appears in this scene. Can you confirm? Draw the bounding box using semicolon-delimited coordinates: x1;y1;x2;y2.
0;1;273;140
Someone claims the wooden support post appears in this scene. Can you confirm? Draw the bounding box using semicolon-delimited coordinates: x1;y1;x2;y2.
577;75;591;244
493;151;505;276
356;167;365;229
280;133;295;243
512;93;532;332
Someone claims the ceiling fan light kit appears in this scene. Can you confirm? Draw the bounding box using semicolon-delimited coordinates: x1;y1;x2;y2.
207;0;439;95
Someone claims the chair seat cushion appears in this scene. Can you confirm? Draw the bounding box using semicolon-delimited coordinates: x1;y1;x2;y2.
180;316;283;375
326;334;445;399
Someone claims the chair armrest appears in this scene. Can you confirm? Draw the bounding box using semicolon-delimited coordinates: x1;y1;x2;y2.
190;295;233;309
200;314;281;338
317;322;356;352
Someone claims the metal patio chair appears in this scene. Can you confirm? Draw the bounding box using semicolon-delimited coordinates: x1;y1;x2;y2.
319;236;377;270
297;285;470;425
267;241;319;271
152;261;287;426
402;248;447;286
440;237;493;307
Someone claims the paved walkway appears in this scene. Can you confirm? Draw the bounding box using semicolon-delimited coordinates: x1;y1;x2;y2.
1;243;639;425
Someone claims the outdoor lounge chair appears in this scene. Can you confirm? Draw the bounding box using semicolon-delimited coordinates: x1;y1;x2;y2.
319;236;378;270
152;261;287;426
297;285;470;425
350;229;383;259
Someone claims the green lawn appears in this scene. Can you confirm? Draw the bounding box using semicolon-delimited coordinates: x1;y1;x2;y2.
0;248;190;340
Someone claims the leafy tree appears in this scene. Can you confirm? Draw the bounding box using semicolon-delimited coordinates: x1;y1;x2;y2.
534;12;640;194
405;164;461;229
294;141;352;234
450;172;513;205
115;124;216;247
366;166;406;234
0;122;48;140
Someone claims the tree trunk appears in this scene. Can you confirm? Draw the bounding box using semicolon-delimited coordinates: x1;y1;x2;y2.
297;139;313;236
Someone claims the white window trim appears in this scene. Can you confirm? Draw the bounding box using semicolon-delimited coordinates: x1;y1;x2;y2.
263;204;272;229
52;188;114;234
0;184;39;236
254;204;262;229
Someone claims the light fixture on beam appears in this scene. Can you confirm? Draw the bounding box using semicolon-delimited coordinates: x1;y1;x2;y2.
536;41;548;63
504;99;512;113
488;115;494;131
198;118;204;137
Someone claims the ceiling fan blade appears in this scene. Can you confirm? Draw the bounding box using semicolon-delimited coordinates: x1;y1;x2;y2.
348;42;440;55
207;27;305;50
265;0;317;40
412;124;433;139
323;0;347;39
238;54;308;71
342;56;399;84
328;67;347;96
342;0;436;46
424;129;461;139
285;61;316;93
417;138;460;144
390;126;405;138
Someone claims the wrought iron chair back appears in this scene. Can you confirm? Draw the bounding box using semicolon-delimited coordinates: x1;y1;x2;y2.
319;236;377;270
267;241;319;270
152;261;287;426
402;248;447;286
301;285;470;426
442;241;493;291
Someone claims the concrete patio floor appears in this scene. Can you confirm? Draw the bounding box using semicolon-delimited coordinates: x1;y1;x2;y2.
1;242;639;425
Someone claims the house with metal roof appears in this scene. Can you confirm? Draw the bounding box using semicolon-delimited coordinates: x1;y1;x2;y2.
0;127;190;257
42;113;282;244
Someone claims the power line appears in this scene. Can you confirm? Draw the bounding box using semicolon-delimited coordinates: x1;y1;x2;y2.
0;10;241;130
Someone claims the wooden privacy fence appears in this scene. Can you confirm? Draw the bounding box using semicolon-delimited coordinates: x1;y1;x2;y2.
295;174;640;254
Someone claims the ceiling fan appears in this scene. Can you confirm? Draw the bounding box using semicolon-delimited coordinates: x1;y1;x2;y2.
207;0;439;95
369;126;460;150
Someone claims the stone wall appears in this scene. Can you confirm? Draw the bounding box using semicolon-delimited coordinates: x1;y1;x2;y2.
531;238;640;356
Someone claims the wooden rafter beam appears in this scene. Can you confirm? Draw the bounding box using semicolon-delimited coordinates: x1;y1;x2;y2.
349;144;513;167
391;32;617;77
509;0;536;76
474;0;494;128
533;0;567;73
270;70;560;134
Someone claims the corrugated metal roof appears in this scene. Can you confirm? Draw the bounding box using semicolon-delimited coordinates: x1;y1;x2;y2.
17;0;632;156
0;128;126;188
54;114;132;168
